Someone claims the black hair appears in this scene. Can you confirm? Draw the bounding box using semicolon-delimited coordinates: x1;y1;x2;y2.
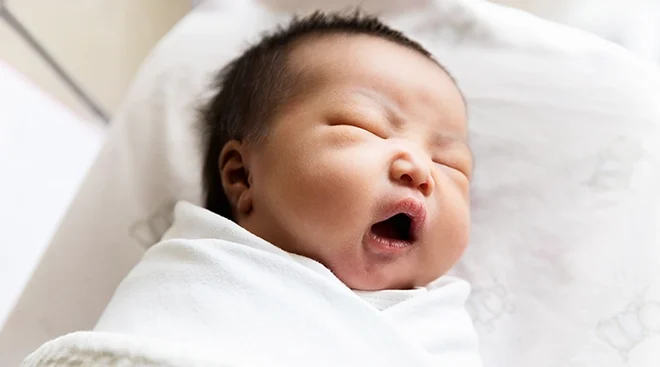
200;10;447;220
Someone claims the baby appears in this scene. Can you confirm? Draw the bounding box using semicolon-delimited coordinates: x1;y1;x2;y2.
23;11;480;367
201;11;472;291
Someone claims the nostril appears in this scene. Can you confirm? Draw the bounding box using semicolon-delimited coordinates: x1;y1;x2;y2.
399;173;431;194
400;173;413;184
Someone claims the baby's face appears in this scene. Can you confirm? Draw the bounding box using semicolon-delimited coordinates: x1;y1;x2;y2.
239;34;471;290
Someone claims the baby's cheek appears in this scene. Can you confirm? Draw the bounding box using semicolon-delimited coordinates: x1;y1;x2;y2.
296;153;373;224
301;154;365;203
439;199;471;261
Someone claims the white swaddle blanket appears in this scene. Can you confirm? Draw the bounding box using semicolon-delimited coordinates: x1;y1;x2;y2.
23;201;481;366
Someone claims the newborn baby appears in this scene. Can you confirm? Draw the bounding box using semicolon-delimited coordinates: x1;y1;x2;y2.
201;11;472;292
23;11;480;367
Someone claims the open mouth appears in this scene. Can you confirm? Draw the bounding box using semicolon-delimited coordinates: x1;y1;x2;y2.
370;213;414;243
366;198;426;253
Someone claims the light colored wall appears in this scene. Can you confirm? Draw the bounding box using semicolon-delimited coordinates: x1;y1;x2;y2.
0;60;105;335
0;0;191;121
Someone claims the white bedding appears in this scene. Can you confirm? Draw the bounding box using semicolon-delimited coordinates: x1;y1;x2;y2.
3;0;660;366
23;202;481;366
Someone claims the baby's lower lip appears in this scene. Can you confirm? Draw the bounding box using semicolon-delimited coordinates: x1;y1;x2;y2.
365;230;413;255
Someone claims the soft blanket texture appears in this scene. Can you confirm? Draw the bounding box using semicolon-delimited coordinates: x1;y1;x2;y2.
23;201;482;366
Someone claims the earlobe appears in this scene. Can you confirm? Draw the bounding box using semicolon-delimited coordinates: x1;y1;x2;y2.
218;140;253;217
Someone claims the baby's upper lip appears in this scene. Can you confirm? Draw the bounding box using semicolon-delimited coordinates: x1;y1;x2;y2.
374;197;427;241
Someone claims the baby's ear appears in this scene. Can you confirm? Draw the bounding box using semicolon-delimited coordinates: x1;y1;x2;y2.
218;140;252;217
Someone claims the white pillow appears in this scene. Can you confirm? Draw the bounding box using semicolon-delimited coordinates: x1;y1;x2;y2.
2;0;659;365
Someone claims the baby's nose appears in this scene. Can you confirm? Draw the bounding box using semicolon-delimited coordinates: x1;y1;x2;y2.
390;151;435;196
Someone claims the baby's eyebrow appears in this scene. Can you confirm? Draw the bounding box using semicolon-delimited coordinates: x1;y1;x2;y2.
431;132;474;158
350;88;464;131
349;88;472;157
431;131;467;145
350;88;405;124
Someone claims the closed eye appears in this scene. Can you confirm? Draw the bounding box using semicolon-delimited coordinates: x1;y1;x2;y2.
329;119;388;139
433;156;472;177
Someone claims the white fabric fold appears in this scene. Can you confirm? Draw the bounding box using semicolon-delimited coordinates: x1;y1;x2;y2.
23;201;481;366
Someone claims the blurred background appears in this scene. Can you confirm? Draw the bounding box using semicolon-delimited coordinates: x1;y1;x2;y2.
2;0;659;124
0;0;190;122
0;0;191;331
1;0;659;334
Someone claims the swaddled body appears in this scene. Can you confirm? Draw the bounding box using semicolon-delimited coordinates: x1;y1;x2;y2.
24;202;480;366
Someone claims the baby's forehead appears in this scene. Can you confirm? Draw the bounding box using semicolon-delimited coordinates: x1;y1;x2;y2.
284;34;468;135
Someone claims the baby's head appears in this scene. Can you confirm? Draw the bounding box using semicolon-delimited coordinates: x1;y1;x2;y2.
201;11;472;291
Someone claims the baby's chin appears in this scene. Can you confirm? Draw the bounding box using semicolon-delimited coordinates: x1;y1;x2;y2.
328;261;439;291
